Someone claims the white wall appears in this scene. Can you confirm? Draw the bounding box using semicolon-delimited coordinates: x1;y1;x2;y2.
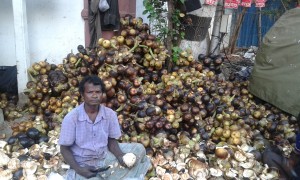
136;1;149;24
0;0;16;66
0;0;85;66
184;3;217;57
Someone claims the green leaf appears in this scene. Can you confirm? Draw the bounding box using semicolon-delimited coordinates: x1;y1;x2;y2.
172;54;179;62
172;46;182;53
143;0;148;6
143;10;148;15
180;32;185;38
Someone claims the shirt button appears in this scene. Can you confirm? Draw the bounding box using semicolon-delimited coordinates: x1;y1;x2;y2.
94;134;96;137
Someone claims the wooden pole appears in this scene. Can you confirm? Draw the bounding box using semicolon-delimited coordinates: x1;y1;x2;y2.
166;0;174;72
258;7;262;47
228;7;247;54
209;0;224;55
280;0;287;11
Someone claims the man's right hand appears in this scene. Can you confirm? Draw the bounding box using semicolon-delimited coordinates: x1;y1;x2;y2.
76;166;98;179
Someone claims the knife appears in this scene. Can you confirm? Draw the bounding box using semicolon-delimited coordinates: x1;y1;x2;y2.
91;165;112;173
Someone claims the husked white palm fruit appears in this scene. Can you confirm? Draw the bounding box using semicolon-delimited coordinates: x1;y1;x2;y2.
122;153;137;167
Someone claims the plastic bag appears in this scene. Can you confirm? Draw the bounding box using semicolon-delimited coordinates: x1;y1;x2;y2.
99;0;110;12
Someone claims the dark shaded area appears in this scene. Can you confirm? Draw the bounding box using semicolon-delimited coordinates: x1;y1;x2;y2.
0;66;18;95
184;0;201;12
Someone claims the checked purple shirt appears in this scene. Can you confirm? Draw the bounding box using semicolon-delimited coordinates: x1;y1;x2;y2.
58;103;122;167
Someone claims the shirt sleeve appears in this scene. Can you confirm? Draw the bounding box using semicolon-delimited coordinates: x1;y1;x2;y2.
58;111;77;146
108;110;122;139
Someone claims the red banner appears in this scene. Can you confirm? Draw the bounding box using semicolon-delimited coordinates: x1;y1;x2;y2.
205;0;218;5
205;0;266;8
224;0;240;9
255;0;266;7
240;0;252;7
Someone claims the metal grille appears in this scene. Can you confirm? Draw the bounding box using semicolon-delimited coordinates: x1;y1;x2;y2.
184;15;212;41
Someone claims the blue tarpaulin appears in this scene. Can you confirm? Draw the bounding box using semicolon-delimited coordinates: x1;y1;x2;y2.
235;1;294;48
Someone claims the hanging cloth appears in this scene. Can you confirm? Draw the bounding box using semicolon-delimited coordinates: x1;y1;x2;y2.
100;0;120;31
89;0;102;49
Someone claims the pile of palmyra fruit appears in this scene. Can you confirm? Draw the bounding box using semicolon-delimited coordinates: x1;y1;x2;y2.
0;15;297;179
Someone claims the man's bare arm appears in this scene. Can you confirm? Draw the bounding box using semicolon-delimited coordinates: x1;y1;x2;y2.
108;138;127;167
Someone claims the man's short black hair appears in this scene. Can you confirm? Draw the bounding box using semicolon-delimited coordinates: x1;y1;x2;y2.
79;75;105;94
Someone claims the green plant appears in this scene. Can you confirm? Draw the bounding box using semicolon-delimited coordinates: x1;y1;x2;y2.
143;0;168;40
172;8;186;42
172;46;182;62
143;0;186;64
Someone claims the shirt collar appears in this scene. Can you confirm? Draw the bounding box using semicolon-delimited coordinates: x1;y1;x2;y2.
78;103;105;122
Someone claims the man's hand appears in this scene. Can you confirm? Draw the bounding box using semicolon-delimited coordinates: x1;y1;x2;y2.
76;166;97;179
117;153;138;169
61;146;97;178
116;153;128;168
108;138;129;168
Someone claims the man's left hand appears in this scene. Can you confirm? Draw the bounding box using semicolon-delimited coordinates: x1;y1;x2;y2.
117;153;138;169
116;153;128;168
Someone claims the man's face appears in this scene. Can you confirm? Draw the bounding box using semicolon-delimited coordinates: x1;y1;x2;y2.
82;82;103;106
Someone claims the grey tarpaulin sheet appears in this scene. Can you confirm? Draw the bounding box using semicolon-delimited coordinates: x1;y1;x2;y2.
249;7;300;117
